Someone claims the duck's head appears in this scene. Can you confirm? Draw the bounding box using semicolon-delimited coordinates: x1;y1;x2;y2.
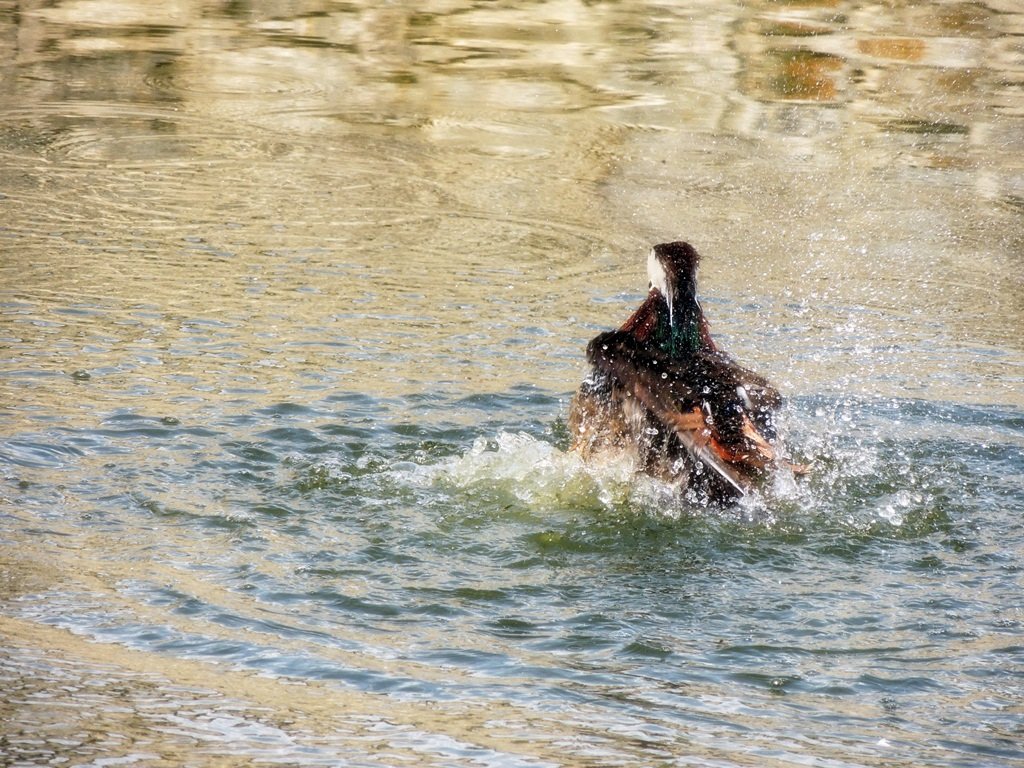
647;241;701;331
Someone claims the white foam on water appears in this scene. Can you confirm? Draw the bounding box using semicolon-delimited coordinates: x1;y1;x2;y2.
419;431;644;512
412;432;786;521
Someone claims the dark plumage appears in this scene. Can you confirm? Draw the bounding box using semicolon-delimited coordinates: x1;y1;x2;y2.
568;241;803;502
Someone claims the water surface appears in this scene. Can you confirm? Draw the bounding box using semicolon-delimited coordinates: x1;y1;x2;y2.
2;1;1023;766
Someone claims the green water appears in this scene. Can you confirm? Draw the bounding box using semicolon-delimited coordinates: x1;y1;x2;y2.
2;1;1023;766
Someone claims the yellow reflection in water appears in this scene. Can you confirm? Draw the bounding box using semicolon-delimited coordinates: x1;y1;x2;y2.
0;3;1021;417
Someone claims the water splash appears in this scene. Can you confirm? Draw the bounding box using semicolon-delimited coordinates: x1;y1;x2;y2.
387;392;998;541
278;391;1009;548
424;431;639;511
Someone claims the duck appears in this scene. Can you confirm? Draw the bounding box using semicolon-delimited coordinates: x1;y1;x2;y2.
568;241;804;502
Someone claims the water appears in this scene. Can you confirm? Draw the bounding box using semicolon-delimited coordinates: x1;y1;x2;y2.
2;1;1023;766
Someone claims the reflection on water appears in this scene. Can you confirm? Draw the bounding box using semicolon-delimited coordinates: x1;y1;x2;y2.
2;1;1023;767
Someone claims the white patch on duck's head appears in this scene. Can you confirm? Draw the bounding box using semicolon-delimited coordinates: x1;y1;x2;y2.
647;248;674;327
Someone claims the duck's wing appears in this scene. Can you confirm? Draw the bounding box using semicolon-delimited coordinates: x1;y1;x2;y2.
586;331;752;496
703;355;809;475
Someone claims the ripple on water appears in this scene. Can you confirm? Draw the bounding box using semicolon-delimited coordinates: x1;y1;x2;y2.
143;48;332;99
0;439;86;469
3;387;1023;767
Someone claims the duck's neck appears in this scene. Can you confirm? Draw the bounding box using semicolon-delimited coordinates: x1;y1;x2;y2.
655;292;703;358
